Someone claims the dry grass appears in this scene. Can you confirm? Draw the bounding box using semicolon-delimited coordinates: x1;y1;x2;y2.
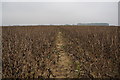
61;26;120;78
2;26;120;78
2;26;58;78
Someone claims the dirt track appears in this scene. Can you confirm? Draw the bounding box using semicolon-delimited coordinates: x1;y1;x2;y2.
50;31;74;78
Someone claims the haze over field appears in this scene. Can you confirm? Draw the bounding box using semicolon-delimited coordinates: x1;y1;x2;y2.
2;2;118;26
0;2;2;26
118;1;120;26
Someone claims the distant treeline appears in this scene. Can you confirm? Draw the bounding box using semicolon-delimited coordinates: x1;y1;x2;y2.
77;23;109;26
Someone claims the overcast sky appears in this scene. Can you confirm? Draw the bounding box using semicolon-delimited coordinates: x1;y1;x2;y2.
1;0;120;2
0;2;2;26
2;2;118;26
118;2;120;26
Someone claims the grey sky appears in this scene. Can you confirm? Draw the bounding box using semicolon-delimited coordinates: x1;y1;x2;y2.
0;2;2;26
2;2;118;26
118;1;120;26
1;0;119;2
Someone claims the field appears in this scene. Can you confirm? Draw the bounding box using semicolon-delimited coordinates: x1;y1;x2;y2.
2;26;120;79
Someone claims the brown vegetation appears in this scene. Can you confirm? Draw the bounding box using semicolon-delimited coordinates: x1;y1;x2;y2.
2;26;120;79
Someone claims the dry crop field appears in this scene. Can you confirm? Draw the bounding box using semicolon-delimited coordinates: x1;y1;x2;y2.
2;26;120;79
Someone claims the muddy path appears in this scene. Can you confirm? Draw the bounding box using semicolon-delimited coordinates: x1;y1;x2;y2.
49;31;75;78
